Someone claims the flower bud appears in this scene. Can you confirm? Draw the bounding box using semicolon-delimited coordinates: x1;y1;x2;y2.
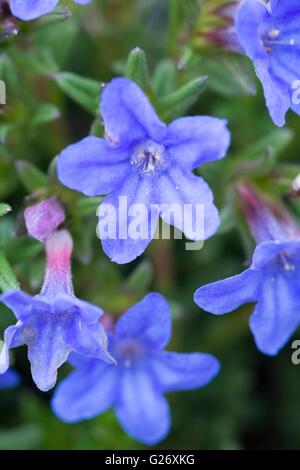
24;196;65;242
236;183;300;243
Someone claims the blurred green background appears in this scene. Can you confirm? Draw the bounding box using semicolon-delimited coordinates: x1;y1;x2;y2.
1;0;300;450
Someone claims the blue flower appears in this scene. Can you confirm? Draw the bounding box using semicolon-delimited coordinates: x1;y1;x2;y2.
52;293;220;445
194;185;300;356
0;369;20;390
10;0;92;21
0;230;114;392
57;77;231;264
235;0;300;127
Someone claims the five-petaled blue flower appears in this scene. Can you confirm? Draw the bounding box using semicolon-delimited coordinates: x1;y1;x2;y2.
235;0;300;127
52;293;220;445
0;230;114;392
57;77;231;264
194;185;300;356
10;0;92;21
0;369;20;390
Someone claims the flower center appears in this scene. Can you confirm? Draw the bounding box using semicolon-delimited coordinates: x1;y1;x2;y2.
130;139;166;175
115;338;144;367
262;28;296;53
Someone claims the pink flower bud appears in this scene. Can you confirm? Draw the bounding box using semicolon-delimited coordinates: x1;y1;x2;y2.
24;197;65;242
237;183;300;243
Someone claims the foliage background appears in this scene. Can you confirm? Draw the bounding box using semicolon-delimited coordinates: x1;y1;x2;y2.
1;0;300;450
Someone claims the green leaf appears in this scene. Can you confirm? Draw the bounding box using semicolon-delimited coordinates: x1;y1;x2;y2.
218;205;236;235
159;76;207;120
152;59;176;96
0;424;42;450
126;47;151;93
76;196;104;216
125;261;153;292
0;250;20;292
29;103;60;127
168;0;201;52
168;0;183;52
201;55;256;97
22;47;58;75
0;123;16;143
33;5;71;30
0;54;20;95
89;117;104;137
0;203;11;217
235;128;293;161
16;160;47;193
227;128;294;179
52;72;100;114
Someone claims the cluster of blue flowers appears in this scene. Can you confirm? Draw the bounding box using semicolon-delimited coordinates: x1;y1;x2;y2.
1;0;300;445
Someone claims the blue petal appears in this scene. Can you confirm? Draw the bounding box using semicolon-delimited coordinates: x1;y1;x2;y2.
236;0;290;126
15;294;113;391
252;240;300;269
52;359;117;422
270;0;300;16
0;324;22;374
254;59;290;127
156;165;220;241
71;321;114;364
99;172;159;264
151;352;220;393
52;293;103;325
236;0;270;60
194;268;260;315
0;290;33;321
250;264;300;355
270;0;278;10
164;117;230;170
115;293;172;350
0;369;20;390
74;0;92;4
57;136;130;197
26;319;73;392
101;78;166;147
115;366;170;445
11;0;59;20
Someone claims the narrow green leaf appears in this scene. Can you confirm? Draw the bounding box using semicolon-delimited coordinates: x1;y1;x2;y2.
235;128;293;161
0;124;16;144
226;129;294;179
152;59;176;96
30;103;60;127
0;424;42;450
126;47;152;92
16;161;47;193
52;72;100;114
168;0;183;53
33;5;71;30
0;203;11;217
159;76;207;120
201;55;256;97
0;250;20;292
89;117;104;137
76;196;104;216
125;261;153;292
